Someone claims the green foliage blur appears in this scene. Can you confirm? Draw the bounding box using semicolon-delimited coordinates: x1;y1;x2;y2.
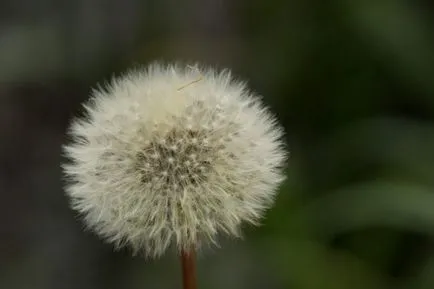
1;0;434;289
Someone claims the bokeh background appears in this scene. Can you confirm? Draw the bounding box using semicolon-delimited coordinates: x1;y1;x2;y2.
1;0;434;288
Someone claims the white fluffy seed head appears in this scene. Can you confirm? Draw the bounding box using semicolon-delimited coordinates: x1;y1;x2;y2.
62;63;287;258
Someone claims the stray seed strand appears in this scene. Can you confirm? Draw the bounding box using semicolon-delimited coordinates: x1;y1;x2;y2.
177;77;203;91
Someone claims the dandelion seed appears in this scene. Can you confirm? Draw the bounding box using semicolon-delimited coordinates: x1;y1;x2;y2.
62;63;287;259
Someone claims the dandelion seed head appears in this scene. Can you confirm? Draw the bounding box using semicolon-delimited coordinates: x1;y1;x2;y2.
62;63;287;258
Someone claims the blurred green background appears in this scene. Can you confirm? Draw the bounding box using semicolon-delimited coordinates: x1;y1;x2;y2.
1;0;434;288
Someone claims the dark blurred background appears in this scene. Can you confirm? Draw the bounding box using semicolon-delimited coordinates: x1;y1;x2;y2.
1;0;434;288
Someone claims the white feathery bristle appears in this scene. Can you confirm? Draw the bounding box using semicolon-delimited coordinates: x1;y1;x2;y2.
62;63;287;258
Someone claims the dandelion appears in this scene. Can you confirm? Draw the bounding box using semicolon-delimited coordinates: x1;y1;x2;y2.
62;63;287;289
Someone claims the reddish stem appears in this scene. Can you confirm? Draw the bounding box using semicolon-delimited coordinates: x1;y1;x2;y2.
180;249;197;289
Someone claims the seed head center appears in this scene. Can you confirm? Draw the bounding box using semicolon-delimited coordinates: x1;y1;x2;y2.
136;129;213;188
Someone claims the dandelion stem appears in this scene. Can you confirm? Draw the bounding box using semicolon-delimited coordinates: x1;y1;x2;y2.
181;249;197;289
